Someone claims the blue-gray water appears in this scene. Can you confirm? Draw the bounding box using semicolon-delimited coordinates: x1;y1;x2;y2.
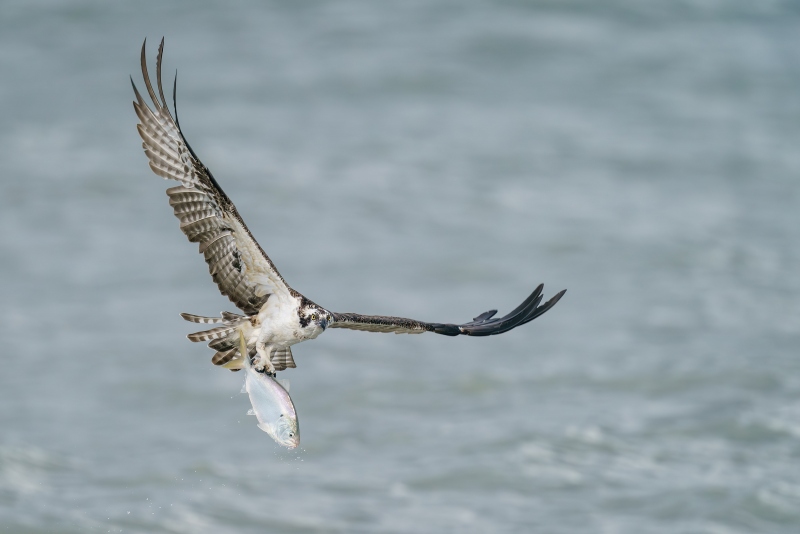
2;1;799;532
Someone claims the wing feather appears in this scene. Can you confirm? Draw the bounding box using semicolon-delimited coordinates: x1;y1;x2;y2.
134;39;566;356
330;285;566;337
132;38;292;314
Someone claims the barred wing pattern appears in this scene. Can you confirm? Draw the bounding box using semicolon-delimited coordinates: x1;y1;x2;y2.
131;39;291;315
330;284;566;336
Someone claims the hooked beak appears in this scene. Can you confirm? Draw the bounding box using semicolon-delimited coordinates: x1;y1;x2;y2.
319;318;328;331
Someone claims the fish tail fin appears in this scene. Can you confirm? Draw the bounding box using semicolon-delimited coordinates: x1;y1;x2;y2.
182;312;296;372
237;328;249;368
182;311;254;371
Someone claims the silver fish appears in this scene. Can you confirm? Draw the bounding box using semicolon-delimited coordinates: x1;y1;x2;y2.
240;332;300;448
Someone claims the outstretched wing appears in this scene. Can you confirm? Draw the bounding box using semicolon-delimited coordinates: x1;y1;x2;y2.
329;284;566;336
132;39;292;315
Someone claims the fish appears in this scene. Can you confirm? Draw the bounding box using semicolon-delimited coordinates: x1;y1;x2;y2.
239;331;300;448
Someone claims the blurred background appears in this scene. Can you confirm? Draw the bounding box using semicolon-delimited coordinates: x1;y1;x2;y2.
1;0;799;532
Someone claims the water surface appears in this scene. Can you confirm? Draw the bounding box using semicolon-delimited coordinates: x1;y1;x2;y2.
1;1;799;532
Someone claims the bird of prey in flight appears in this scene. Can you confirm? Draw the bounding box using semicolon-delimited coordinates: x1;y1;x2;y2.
131;39;566;376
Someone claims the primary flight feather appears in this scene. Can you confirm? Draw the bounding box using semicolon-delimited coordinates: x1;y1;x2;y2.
132;38;566;376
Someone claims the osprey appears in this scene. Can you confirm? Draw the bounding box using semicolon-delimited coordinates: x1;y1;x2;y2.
132;39;566;376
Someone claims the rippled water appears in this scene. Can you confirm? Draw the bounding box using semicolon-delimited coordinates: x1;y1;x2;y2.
2;1;800;532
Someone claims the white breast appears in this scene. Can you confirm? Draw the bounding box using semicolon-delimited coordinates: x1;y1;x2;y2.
257;294;305;347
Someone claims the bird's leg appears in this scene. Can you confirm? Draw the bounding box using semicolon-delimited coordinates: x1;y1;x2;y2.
255;343;276;376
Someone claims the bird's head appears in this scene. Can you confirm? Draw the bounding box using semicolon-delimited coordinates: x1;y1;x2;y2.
298;302;332;339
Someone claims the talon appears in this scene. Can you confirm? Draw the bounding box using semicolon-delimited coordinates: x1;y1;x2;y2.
255;343;276;376
253;355;276;376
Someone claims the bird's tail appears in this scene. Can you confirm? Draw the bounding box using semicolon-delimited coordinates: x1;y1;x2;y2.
181;312;296;371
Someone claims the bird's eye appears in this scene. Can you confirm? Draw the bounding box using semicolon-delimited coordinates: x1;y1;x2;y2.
311;313;318;321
